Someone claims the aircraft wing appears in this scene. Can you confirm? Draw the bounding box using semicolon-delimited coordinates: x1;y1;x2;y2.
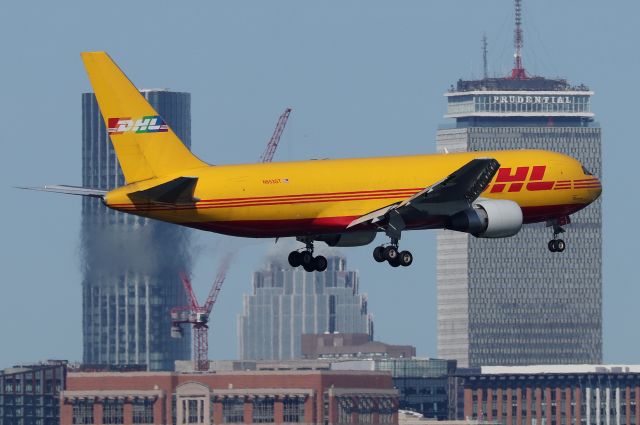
347;158;500;229
16;185;106;198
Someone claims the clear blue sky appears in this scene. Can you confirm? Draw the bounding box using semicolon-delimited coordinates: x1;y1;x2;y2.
1;1;637;366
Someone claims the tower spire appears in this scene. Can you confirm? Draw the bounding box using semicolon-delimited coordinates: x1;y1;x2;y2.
511;0;527;79
482;33;488;80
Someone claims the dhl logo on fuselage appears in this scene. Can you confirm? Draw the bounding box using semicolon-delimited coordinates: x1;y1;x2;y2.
486;166;600;193
107;116;169;135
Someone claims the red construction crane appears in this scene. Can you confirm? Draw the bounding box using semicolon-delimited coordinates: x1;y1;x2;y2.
260;107;292;163
170;253;232;371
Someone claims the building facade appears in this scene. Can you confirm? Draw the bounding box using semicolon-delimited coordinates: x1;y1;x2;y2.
436;78;602;367
301;333;416;360
238;256;373;360
81;90;192;371
60;369;398;425
0;360;67;425
332;358;457;420
460;365;640;425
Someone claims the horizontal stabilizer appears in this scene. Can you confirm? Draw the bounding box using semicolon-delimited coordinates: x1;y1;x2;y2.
129;176;199;205
16;185;106;198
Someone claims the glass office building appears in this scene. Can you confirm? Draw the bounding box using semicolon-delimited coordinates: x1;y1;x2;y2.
332;358;457;419
238;256;373;360
436;77;602;367
81;90;191;371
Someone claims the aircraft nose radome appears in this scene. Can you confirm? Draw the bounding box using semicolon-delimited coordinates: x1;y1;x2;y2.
593;177;603;200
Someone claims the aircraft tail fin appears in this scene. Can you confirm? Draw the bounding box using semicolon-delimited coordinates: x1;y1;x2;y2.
81;52;207;183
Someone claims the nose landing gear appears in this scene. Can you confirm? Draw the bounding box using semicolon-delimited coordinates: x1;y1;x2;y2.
547;220;567;253
288;238;328;272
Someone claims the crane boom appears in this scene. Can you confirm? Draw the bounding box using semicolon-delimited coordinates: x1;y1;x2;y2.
260;107;292;163
203;253;233;314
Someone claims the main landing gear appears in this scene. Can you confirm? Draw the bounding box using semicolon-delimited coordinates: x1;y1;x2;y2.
372;237;413;267
288;239;328;272
547;221;566;253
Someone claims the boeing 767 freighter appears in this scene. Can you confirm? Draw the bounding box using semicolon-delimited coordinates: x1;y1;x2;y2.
24;52;601;272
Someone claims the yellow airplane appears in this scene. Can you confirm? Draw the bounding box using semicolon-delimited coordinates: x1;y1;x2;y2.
26;52;601;272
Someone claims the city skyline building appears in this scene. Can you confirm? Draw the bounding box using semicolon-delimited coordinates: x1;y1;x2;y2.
238;256;374;360
436;6;601;367
0;360;67;425
459;365;640;425
81;90;192;371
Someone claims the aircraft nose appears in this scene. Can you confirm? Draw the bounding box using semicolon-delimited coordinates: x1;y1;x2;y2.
591;176;603;201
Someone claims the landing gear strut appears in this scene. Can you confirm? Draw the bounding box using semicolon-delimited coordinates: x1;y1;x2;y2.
372;237;413;267
288;238;328;272
547;222;566;253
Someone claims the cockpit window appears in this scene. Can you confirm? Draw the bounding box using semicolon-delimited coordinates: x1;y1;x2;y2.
582;166;593;176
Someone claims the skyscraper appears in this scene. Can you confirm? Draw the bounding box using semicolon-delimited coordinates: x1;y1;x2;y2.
238;256;373;360
81;90;192;371
436;3;601;367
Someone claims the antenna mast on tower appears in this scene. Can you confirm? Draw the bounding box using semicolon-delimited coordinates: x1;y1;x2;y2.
482;33;488;80
511;0;527;79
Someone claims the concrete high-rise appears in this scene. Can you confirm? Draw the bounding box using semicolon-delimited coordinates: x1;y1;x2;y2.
436;75;602;367
238;256;373;360
81;90;192;371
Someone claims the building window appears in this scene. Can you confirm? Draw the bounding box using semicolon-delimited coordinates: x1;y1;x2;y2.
338;397;354;424
357;397;375;424
253;398;275;423
72;400;94;425
283;397;305;423
378;398;395;424
132;399;154;424
222;398;244;423
103;399;124;424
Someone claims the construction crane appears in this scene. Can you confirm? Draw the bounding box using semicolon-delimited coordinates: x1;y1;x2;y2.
170;253;232;371
170;107;292;372
260;107;292;163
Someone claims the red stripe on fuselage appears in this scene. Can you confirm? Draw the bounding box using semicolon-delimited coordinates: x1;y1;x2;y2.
181;203;590;238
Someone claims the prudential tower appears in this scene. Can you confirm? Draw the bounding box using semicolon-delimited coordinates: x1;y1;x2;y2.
436;0;602;367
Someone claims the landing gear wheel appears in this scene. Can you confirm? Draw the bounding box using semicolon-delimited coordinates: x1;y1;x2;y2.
373;246;385;263
548;240;557;252
383;246;399;262
303;262;316;272
300;251;314;267
556;239;566;252
288;251;302;267
399;251;413;267
389;256;401;267
314;255;328;272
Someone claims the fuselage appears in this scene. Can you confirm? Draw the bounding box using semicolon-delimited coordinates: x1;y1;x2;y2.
104;149;601;238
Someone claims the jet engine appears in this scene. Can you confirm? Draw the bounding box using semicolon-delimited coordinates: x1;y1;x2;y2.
317;231;377;247
447;199;523;238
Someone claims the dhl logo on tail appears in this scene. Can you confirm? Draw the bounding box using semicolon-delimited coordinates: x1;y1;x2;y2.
107;116;168;135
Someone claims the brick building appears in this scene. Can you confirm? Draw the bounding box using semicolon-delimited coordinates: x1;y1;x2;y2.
60;369;398;425
301;333;416;360
459;365;640;425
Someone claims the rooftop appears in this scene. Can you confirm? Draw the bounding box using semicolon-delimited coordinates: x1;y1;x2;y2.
451;77;590;93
